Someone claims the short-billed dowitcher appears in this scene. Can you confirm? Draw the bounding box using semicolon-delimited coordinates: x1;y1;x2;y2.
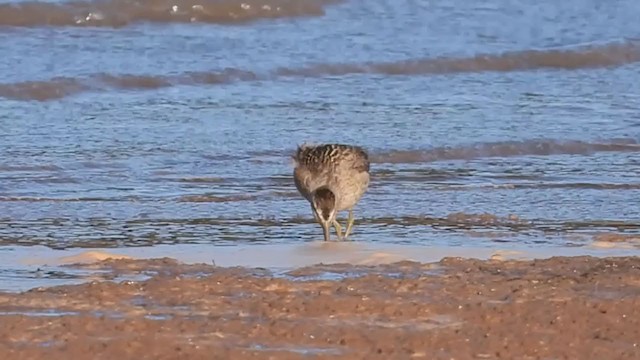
292;143;370;241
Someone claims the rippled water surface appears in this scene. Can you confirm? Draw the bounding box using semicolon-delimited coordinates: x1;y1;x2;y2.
1;0;640;251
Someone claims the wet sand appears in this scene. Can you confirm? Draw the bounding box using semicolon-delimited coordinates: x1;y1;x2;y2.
1;250;639;359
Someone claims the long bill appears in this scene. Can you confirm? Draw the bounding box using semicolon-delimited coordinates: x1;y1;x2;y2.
320;219;331;242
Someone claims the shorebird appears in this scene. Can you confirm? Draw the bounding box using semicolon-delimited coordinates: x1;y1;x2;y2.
292;143;371;241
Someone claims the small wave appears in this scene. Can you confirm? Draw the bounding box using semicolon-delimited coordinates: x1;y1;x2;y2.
509;183;640;190
0;77;89;101
370;138;640;164
0;69;259;101
78;161;128;170
177;177;226;184
0;164;63;171
0;197;121;202
178;194;259;202
431;182;640;192
6;213;636;231
2;215;640;250
277;40;640;77
444;212;525;226
0;0;342;28
178;191;298;202
2;40;638;101
592;233;640;243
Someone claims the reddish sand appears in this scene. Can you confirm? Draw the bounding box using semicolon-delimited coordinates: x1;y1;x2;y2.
1;255;640;359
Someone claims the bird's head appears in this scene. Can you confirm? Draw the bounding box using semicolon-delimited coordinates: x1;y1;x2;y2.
311;187;337;242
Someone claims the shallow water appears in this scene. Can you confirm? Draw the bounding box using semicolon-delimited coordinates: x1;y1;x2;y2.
1;0;640;268
1;241;639;292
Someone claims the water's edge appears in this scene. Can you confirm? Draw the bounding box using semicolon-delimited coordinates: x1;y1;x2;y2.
1;241;638;293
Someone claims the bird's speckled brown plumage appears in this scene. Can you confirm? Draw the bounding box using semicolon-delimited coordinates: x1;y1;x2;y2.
292;143;371;241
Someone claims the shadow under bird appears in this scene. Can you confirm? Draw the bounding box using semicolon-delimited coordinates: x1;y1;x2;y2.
292;143;371;241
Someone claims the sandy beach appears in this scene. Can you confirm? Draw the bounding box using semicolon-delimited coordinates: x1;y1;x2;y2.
1;243;639;359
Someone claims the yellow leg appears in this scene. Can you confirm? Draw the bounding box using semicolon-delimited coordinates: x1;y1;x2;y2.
343;209;355;240
332;219;344;239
